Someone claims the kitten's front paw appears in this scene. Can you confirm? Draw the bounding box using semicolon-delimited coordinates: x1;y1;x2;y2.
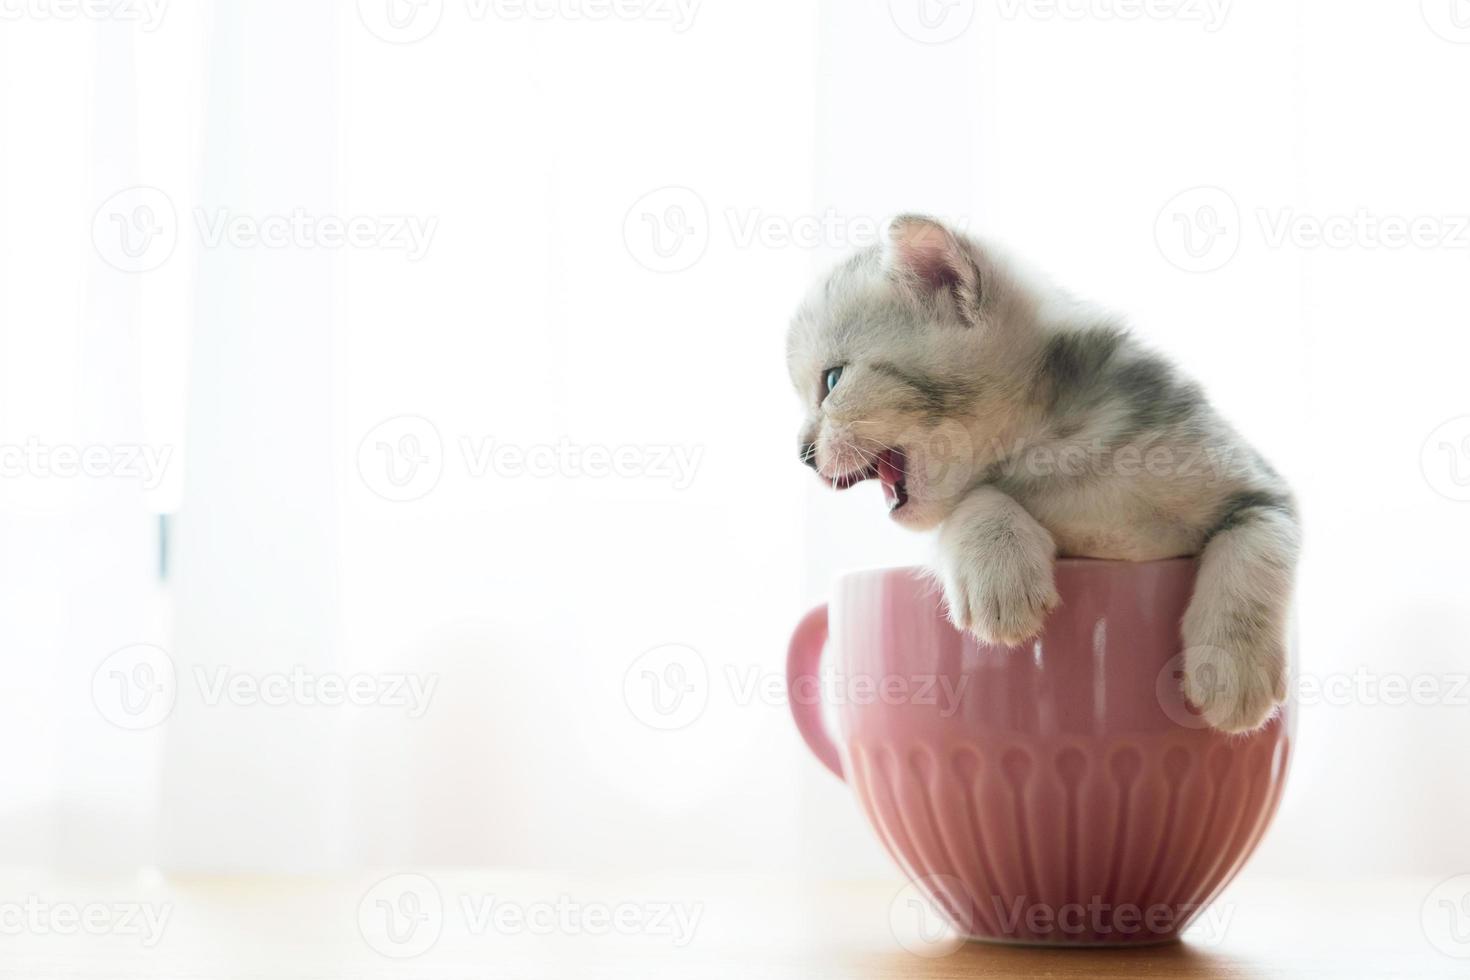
942;552;1060;647
1180;628;1288;733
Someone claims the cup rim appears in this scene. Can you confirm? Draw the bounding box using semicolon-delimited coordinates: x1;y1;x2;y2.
833;555;1198;588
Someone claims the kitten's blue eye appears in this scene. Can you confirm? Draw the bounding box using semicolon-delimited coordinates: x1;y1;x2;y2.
823;366;844;397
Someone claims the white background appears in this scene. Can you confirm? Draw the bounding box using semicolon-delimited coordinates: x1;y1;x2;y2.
1;0;1467;887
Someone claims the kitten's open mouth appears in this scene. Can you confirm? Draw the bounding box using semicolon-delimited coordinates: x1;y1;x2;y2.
829;448;909;515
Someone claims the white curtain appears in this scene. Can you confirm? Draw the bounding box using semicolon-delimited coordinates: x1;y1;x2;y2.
0;4;200;869
2;0;1467;879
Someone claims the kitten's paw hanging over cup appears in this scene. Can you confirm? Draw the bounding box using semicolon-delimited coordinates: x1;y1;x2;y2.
937;485;1061;647
1180;639;1287;733
940;552;1060;647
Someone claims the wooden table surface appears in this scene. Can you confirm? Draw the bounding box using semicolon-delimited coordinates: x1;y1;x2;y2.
0;870;1462;978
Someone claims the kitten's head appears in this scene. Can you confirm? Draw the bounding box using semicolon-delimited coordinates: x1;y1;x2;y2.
787;215;1033;530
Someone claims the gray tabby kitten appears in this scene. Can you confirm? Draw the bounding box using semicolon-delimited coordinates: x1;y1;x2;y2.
787;216;1298;733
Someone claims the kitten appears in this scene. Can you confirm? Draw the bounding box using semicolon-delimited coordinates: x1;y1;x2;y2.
787;215;1299;733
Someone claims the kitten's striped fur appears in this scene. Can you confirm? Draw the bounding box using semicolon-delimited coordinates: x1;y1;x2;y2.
787;216;1298;733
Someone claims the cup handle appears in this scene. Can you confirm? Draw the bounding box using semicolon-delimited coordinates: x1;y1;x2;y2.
787;604;844;780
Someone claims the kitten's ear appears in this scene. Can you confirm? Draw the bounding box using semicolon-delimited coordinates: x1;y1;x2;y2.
882;215;981;326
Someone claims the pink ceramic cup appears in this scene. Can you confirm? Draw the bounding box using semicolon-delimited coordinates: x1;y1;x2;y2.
787;559;1292;946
